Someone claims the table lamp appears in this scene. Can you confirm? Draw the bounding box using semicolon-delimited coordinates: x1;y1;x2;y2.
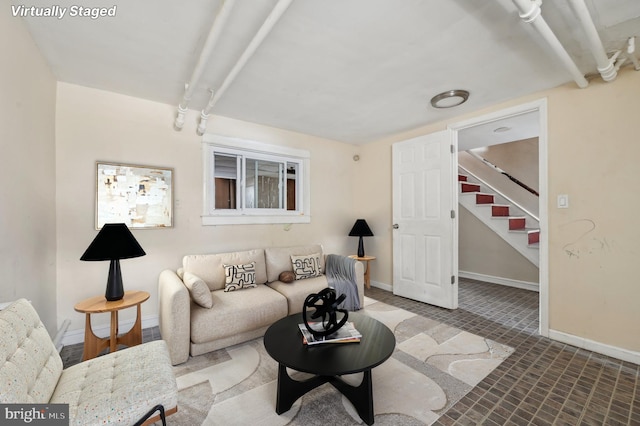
348;219;374;257
80;223;146;301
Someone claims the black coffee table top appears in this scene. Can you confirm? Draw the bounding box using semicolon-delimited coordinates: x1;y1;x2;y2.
264;312;396;376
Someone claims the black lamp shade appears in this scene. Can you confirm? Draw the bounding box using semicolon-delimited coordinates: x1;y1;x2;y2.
80;223;145;301
348;219;374;257
348;219;374;237
81;223;146;261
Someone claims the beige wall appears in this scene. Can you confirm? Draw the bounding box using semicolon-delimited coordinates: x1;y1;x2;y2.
0;14;57;333
358;68;640;353
548;70;640;352
458;207;539;283
460;138;539;216
481;138;540;192
55;82;360;332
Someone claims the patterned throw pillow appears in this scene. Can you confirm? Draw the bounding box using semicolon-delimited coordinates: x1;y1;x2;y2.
223;262;257;292
290;253;322;280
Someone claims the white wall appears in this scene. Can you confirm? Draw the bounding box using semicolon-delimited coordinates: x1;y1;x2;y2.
55;82;360;333
0;13;57;333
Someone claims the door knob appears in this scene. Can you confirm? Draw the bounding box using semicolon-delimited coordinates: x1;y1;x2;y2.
392;224;399;229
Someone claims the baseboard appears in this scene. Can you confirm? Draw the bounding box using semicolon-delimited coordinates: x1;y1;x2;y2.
54;319;70;353
61;315;159;347
549;329;640;365
367;275;537;295
458;271;539;292
370;280;392;292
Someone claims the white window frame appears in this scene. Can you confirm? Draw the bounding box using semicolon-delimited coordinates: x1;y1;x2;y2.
202;134;311;225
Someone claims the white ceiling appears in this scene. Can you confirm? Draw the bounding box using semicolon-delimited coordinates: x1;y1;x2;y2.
458;111;540;151
21;0;640;144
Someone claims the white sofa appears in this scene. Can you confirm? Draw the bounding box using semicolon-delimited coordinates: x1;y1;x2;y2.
158;244;364;365
0;299;178;425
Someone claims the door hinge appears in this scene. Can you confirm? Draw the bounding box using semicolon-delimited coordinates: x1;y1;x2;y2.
451;275;456;285
450;144;455;154
451;210;455;219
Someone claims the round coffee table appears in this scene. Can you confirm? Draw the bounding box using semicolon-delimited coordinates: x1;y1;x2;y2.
264;312;395;425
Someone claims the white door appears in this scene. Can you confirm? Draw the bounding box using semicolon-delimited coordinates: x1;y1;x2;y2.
392;130;458;309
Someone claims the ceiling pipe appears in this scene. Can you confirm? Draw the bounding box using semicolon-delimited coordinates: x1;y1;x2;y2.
568;0;616;82
174;0;236;131
627;37;640;71
197;90;215;136
512;0;588;88
196;0;294;135
608;37;640;73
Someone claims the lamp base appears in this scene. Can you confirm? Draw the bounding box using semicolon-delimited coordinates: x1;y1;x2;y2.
357;236;365;258
105;259;124;301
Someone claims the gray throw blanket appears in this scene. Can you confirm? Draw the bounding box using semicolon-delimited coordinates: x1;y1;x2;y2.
325;254;361;311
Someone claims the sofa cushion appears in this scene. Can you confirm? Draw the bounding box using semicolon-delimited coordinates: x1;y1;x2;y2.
224;262;257;292
50;340;177;426
268;275;329;315
183;272;213;308
183;249;267;291
0;299;63;404
264;245;324;283
190;285;287;344
291;253;322;280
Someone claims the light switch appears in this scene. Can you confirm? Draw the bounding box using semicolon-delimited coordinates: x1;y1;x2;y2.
557;194;569;208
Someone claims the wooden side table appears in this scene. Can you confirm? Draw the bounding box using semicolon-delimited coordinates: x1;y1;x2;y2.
349;255;376;289
74;290;150;360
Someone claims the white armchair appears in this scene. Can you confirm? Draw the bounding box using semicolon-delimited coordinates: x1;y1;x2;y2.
0;299;178;425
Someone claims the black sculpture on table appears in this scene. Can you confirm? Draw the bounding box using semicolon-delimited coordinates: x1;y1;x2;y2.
302;288;348;337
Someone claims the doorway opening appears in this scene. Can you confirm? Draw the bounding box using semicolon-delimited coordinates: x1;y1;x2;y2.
450;99;549;337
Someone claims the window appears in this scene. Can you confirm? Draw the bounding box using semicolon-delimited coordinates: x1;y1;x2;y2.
202;135;310;225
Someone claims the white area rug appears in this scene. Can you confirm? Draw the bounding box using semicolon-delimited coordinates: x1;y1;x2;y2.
166;297;513;425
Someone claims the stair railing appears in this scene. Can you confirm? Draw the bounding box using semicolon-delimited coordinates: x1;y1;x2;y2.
467;151;539;196
458;164;539;223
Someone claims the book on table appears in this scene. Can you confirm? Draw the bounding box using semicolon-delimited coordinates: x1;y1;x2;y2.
298;321;362;345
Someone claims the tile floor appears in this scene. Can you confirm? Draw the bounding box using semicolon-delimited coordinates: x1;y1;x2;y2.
61;278;639;425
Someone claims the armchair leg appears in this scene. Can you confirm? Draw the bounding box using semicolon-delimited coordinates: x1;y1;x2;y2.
134;405;166;426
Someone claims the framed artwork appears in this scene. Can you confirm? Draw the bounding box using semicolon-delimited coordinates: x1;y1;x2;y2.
95;162;173;229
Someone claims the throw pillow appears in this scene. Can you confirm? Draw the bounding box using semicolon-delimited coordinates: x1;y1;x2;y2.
279;271;295;283
290;253;322;280
224;262;257;292
183;272;213;308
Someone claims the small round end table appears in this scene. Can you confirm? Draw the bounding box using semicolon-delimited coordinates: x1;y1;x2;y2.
349;255;376;288
74;290;149;360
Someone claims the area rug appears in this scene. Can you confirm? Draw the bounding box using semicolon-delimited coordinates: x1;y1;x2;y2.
167;297;513;425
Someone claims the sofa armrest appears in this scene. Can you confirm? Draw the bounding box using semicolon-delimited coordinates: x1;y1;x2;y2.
354;261;365;308
158;270;191;365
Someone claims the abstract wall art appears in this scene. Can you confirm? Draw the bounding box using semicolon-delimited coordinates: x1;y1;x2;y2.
95;162;173;229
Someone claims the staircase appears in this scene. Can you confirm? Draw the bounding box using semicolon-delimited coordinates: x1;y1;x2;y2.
458;168;539;267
